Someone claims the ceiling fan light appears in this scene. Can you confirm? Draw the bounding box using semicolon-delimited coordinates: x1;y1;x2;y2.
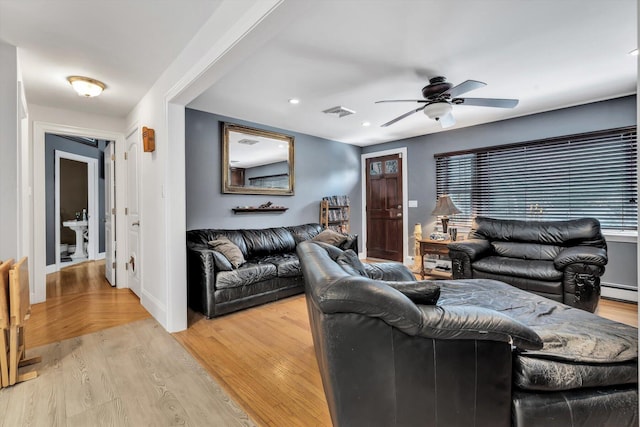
67;76;106;97
423;102;452;119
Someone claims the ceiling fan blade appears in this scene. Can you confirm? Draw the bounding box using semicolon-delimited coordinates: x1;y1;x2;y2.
438;112;456;128
375;99;428;104
442;80;486;98
454;97;519;108
381;106;426;127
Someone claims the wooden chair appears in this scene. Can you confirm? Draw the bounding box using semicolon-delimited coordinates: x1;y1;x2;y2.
0;259;12;387
8;257;40;385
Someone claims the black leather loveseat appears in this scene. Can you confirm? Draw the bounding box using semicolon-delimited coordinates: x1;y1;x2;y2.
187;223;357;318
298;241;637;427
448;217;607;312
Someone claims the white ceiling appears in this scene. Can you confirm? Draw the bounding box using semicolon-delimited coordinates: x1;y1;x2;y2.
189;0;638;145
0;0;222;117
0;0;636;144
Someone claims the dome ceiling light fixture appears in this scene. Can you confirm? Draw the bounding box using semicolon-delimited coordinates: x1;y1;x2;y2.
67;76;106;97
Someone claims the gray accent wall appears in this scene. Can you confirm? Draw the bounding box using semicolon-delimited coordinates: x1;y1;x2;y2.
185;109;362;239
362;95;637;290
45;134;106;265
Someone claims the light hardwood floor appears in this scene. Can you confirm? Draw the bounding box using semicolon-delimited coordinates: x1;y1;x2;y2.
18;261;640;427
27;261;151;348
175;292;638;427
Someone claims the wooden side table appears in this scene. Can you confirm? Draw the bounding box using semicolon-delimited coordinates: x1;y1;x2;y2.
418;239;452;279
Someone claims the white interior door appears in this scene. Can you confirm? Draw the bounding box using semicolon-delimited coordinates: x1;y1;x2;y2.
126;132;141;297
104;142;116;286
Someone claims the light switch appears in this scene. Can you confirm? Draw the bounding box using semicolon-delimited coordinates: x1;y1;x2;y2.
408;200;418;208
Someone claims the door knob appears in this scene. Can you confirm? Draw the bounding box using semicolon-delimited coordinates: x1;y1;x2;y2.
132;221;140;226
397;205;402;209
397;213;402;217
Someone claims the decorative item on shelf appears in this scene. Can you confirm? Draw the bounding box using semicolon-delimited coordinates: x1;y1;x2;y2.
412;223;423;272
431;194;461;234
449;227;458;241
142;126;155;152
231;202;287;214
429;232;448;241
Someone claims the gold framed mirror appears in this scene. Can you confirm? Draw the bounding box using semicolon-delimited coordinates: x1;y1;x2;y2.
222;122;295;195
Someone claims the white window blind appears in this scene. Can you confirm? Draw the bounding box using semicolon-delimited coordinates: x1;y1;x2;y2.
435;127;637;230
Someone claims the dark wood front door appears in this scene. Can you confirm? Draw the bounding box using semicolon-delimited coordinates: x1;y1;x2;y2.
366;153;403;261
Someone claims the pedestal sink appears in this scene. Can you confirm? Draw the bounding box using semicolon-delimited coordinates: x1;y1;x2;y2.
62;220;88;260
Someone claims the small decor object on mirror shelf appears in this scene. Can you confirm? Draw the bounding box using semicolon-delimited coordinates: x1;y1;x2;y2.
258;201;273;208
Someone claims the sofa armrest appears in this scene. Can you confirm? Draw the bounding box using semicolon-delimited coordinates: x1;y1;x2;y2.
186;245;219;318
448;239;491;261
554;246;608;270
417;305;543;351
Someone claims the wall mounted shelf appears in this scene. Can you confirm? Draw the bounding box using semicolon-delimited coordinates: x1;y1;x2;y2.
232;207;288;214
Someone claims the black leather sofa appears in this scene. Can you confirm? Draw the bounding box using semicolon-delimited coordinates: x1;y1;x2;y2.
186;223;357;318
298;240;637;427
448;217;607;312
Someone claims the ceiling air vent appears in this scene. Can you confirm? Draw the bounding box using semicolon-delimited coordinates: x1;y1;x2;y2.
238;138;259;145
323;106;356;118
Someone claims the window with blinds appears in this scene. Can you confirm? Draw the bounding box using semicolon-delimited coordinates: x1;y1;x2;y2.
435;127;637;230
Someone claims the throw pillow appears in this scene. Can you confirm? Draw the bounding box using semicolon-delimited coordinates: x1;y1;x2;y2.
312;229;348;247
382;280;441;305
336;249;367;277
208;236;245;269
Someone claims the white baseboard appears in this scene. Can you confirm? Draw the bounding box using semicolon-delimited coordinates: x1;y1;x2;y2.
141;289;168;330
96;252;105;260
45;264;58;274
601;284;638;303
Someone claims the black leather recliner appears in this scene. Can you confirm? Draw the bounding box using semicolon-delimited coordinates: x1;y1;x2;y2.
297;240;637;427
448;217;607;312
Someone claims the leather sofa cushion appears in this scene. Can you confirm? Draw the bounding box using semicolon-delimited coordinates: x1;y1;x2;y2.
383;280;440;305
287;223;323;243
473;256;563;281
469;216;606;248
256;253;301;278
364;263;416;281
216;262;277;289
472;271;563;298
336;250;367;276
514;355;638;391
438;279;637;364
491;242;562;260
242;227;296;257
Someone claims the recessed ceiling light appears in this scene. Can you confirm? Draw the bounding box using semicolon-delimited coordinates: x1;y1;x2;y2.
362;121;371;127
288;98;300;104
629;49;638;56
67;76;106;97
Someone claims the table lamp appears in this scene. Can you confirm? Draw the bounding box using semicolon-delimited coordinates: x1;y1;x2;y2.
431;194;461;234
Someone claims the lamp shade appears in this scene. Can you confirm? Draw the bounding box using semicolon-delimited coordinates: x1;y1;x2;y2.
431;194;461;216
67;76;106;97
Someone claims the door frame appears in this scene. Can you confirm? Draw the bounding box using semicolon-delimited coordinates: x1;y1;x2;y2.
33;122;126;303
54;150;99;270
361;147;409;264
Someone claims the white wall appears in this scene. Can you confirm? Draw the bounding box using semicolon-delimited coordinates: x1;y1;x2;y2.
0;41;18;261
125;0;311;332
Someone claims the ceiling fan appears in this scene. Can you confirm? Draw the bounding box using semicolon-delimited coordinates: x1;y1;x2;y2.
376;76;519;129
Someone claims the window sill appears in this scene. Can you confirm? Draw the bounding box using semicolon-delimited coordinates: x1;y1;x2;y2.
602;230;637;243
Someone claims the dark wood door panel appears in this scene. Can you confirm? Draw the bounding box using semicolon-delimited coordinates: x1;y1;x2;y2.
366;154;403;262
